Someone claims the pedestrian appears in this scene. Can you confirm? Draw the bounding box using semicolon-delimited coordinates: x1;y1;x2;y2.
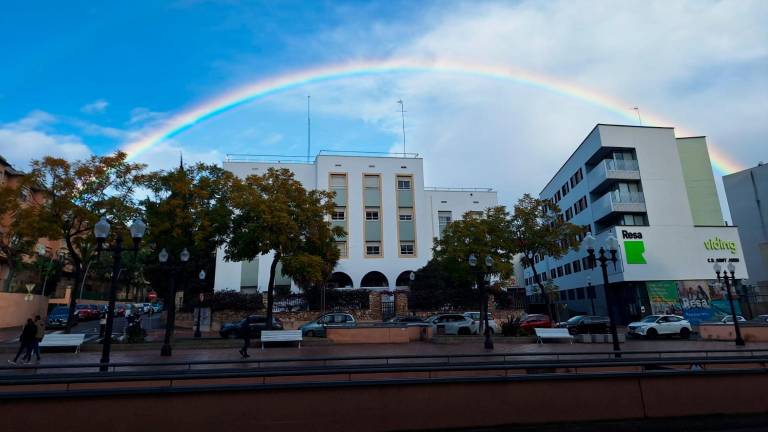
99;311;107;338
238;318;251;359
32;315;45;362
8;318;37;365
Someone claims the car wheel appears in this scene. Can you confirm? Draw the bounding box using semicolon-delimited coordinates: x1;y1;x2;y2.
306;330;315;337
458;327;471;336
645;328;658;339
680;328;691;339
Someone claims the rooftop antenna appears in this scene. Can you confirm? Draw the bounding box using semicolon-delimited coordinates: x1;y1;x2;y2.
307;95;311;163
397;99;406;156
633;107;643;126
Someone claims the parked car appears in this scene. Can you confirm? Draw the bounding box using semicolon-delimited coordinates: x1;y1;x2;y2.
46;306;71;329
519;314;553;332
721;315;747;324
142;303;153;313
557;315;610;335
74;304;100;320
627;314;692;339
299;312;356;337
750;314;768;323
463;312;500;334
115;304;126;317
386;315;425;325
151;303;164;313
424;313;476;335
219;315;284;339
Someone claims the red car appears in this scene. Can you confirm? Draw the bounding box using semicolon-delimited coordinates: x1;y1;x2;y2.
74;304;100;320
519;314;553;332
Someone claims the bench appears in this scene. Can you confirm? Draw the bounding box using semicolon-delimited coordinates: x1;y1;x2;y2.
261;330;302;349
534;328;574;344
39;334;86;354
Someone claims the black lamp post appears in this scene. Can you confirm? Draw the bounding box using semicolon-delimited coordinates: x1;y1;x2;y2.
469;253;494;350
714;262;745;346
159;247;190;356
94;216;146;372
582;232;621;357
587;275;595;316
194;269;206;338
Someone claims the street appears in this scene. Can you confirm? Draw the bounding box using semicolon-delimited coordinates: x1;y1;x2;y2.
49;313;164;342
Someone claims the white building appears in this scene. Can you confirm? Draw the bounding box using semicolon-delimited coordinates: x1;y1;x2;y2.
214;152;497;292
521;124;748;324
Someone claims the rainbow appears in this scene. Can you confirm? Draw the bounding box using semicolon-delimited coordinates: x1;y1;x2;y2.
121;59;744;174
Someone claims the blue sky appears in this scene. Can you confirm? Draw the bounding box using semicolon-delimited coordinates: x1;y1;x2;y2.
1;1;766;214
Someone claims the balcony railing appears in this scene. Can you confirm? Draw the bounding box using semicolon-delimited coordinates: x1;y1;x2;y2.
605;159;639;171
587;159;641;192
592;190;647;221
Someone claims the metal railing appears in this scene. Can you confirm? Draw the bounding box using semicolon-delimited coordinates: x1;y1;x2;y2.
610;190;645;203
605;159;640;172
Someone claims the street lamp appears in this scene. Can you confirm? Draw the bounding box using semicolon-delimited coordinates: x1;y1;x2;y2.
468;253;494;350
714;262;744;346
587;275;595;316
95;216;146;372
582;232;621;357
159;247;190;356
195;269;206;338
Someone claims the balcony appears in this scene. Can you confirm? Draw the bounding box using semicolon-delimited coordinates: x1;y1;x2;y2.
587;159;641;192
592;190;647;222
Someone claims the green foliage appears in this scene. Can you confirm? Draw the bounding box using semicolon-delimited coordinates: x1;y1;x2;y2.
408;258;479;311
209;290;264;312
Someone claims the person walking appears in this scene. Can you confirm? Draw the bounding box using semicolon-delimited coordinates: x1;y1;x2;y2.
238;318;251;359
32;315;45;362
8;318;37;365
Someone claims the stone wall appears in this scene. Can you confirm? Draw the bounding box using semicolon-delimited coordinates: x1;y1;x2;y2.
0;292;49;329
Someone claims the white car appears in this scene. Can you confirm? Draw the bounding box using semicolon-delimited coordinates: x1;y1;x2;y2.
721;315;746;324
424;314;476;335
627;315;692;339
463;312;500;335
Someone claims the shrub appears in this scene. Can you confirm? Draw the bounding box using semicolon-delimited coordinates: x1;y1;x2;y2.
209;290;264;312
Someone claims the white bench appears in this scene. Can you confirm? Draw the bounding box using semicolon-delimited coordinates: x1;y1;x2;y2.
534;328;574;344
39;334;86;354
261;330;302;349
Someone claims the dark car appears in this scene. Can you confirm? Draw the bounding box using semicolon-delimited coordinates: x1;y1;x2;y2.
386;315;425;325
557;315;610;335
46;306;72;329
219;315;283;338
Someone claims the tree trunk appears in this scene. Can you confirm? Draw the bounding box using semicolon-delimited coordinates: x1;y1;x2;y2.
529;260;554;321
265;252;280;330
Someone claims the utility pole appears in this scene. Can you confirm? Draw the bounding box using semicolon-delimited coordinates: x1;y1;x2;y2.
633;107;643;126
307;95;311;163
397;100;406;156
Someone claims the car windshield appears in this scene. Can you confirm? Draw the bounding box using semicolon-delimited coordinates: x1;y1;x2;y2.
640;315;660;323
566;316;584;324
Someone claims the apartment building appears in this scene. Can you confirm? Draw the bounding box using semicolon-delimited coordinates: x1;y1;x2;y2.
214;152;497;292
520;125;747;324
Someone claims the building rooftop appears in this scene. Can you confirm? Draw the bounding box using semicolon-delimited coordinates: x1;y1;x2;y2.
226;150;420;164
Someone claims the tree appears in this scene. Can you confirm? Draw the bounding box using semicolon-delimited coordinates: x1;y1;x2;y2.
0;174;39;292
408;258;476;311
27;152;145;332
140;162;237;306
226;168;339;329
432;206;515;331
509;194;583;320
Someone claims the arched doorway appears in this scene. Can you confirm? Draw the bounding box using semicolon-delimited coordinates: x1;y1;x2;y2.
360;271;389;288
327;272;354;289
395;271;415;288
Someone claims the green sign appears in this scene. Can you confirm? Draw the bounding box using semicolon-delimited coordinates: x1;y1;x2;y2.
704;237;737;254
624;240;646;264
646;280;682;315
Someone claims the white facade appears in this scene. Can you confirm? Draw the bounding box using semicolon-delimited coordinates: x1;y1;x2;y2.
521;124;747;322
214;153;497;292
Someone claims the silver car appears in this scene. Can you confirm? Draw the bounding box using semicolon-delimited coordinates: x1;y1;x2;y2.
463;312;500;334
425;313;475;335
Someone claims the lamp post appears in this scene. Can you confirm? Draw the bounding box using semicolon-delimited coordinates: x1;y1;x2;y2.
94;216;146;372
195;269;206;338
582;232;621;357
587;275;595;316
714;262;744;346
159;247;190;356
468;253;494;350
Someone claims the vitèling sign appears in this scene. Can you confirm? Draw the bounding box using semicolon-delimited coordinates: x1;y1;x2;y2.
704;237;737;254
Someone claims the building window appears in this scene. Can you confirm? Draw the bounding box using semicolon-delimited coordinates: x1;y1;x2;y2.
332;208;345;220
577;288;585;299
573;259;581;273
564;263;572;275
550;269;557;279
438;211;452;237
557;266;564;277
365;208;379;221
568;290;576;301
364;174;380;189
582;257;590;270
365;242;381;257
400;242;415;255
336;241;347;258
330;174;346;189
622;214;648;226
399;208;413;221
397;176;412;190
565;208;573;221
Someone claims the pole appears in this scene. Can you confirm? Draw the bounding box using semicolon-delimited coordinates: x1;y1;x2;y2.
161;270;176;356
194;289;202;338
724;272;745;346
99;237;122;372
481;272;493;350
599;249;621;357
397;100;406;156
307;95;311;163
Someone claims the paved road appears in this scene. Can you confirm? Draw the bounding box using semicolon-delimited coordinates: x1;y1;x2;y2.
60;314;164;341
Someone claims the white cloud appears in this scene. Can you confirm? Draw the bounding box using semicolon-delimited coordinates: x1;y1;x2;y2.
0;112;93;169
80;99;109;114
